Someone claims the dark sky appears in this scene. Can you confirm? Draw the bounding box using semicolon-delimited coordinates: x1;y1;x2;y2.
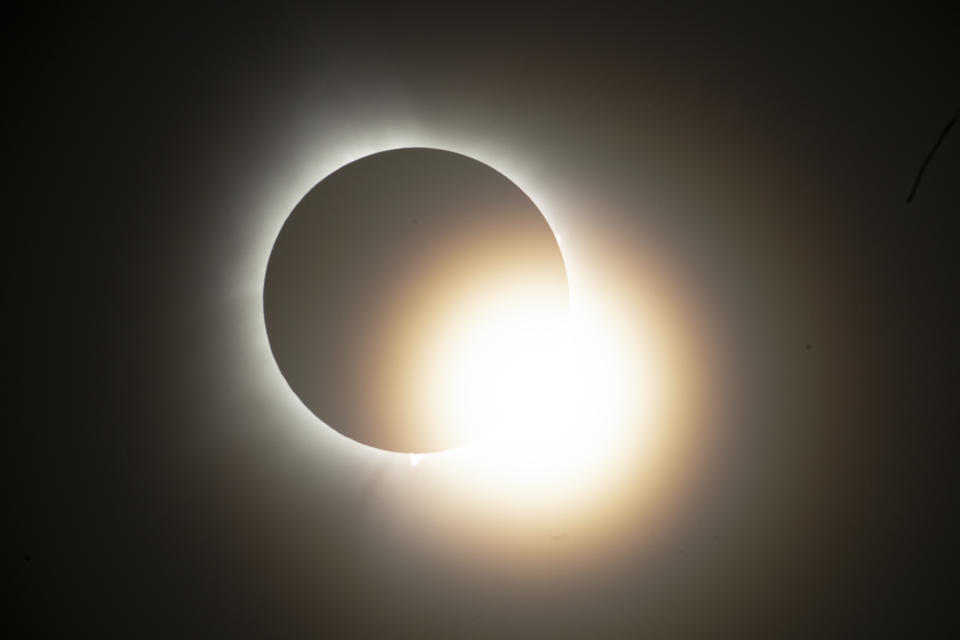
13;3;959;637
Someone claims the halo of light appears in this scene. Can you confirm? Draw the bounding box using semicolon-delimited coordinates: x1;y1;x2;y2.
214;119;716;569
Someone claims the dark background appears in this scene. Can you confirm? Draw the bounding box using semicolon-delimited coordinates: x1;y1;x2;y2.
13;3;959;637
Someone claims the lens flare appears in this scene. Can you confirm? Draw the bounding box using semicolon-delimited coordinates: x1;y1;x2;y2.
415;273;570;452
413;268;664;511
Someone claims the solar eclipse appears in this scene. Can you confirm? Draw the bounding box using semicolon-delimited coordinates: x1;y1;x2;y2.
20;6;954;634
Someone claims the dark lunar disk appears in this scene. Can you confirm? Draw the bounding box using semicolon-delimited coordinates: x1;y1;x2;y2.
263;148;568;452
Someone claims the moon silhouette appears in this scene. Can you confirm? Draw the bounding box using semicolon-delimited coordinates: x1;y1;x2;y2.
263;148;569;453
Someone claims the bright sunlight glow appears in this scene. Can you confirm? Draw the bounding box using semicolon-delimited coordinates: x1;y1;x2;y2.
416;274;570;452
413;272;662;511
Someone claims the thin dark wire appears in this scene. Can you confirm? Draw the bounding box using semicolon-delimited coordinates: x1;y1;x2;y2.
907;104;960;203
